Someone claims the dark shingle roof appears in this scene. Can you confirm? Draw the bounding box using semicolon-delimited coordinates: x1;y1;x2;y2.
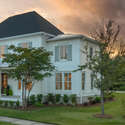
0;11;63;38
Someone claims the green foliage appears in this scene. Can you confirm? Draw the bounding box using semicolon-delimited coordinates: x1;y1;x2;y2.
8;89;13;96
30;95;36;105
55;94;61;103
16;100;20;107
2;45;55;108
63;95;69;104
9;101;15;108
34;102;44;107
36;94;43;103
95;96;101;103
4;101;8;107
47;93;55;104
0;100;3;107
70;94;77;105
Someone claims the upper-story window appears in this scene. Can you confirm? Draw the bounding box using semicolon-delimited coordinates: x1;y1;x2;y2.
81;72;86;90
55;45;72;62
0;45;8;58
18;42;32;48
89;47;93;58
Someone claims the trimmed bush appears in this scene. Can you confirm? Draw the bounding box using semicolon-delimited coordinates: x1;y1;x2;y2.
37;94;43;103
9;101;15;108
55;94;61;104
0;100;3;107
4;101;8;107
70;94;77;105
8;89;13;96
47;93;55;104
30;95;36;105
95;96;101;103
34;102;44;107
63;94;69;104
88;96;96;104
16;100;20;108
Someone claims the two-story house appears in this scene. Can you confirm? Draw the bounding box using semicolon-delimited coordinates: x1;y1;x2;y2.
0;11;100;104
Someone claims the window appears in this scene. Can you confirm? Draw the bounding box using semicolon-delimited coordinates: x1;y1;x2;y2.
89;47;93;58
18;80;21;90
55;45;72;61
56;72;72;90
56;73;62;90
0;45;8;58
2;73;8;89
82;72;85;90
64;73;72;90
18;42;32;48
91;73;94;89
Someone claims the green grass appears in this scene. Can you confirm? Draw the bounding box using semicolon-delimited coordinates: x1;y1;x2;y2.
0;121;16;125
0;93;125;125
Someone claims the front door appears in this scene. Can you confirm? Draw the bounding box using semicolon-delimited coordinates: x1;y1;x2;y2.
1;73;8;95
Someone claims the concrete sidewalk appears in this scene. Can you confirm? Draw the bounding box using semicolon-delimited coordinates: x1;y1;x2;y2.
0;116;52;125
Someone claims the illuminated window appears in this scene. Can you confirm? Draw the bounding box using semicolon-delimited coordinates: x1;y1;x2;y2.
64;73;72;90
56;73;62;90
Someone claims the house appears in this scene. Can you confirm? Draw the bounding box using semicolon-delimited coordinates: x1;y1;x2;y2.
0;11;100;104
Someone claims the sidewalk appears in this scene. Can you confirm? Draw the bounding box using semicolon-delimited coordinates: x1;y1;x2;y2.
0;116;52;125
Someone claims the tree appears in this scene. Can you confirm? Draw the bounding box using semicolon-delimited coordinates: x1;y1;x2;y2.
78;20;121;115
2;45;55;109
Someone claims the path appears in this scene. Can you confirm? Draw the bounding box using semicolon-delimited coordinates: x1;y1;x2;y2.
0;116;53;125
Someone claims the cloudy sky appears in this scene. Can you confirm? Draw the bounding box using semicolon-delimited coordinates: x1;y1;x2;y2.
0;0;125;36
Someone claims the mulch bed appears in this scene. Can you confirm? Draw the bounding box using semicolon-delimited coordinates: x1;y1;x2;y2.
94;114;113;119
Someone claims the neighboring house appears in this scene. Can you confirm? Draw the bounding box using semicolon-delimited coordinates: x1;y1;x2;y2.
0;11;100;104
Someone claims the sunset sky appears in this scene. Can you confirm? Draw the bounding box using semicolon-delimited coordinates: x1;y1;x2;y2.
0;0;125;36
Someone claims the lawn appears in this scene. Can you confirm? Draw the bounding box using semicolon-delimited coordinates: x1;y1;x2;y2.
0;93;125;125
0;121;16;125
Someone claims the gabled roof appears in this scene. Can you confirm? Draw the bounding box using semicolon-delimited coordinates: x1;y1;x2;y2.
0;11;63;38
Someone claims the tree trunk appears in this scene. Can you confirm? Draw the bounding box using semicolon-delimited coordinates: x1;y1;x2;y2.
100;89;104;115
22;80;25;109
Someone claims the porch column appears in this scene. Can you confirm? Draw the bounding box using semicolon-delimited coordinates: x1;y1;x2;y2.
0;71;1;97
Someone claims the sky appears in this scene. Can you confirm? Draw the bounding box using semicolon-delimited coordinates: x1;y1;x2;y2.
0;0;125;36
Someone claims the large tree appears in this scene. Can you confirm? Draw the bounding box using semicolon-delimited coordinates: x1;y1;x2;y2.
78;20;121;115
2;45;55;109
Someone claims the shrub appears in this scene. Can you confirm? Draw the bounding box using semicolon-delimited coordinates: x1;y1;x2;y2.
36;94;43;103
34;102;44;107
47;93;55;104
4;101;8;107
70;94;77;105
0;100;3;107
9;101;15;108
95;96;101;103
8;89;13;96
16;100;20;107
55;94;61;104
30;95;36;105
88;96;96;104
63;94;69;104
84;102;89;106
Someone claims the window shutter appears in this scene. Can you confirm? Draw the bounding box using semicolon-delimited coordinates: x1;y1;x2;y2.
90;47;93;58
67;45;72;61
55;46;59;62
4;45;8;54
28;42;32;48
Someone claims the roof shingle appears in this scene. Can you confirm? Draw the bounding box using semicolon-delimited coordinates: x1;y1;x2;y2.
0;11;63;38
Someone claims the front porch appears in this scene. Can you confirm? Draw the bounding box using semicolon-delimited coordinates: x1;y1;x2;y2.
0;68;22;102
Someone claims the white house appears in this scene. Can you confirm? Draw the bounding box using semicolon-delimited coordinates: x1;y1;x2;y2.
0;11;100;104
